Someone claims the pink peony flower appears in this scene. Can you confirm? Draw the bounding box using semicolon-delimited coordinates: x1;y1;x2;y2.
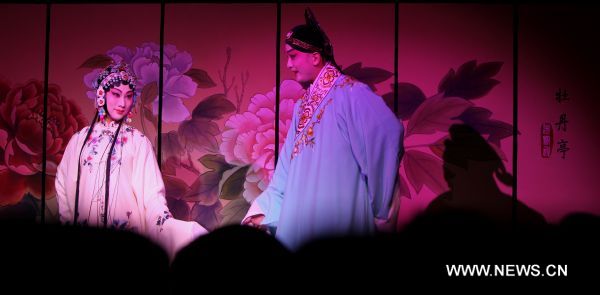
220;80;304;202
0;78;87;205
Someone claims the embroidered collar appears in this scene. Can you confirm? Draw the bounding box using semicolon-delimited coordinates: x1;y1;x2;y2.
295;63;342;139
97;120;122;129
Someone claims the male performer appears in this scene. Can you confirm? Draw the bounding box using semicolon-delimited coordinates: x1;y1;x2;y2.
243;8;404;251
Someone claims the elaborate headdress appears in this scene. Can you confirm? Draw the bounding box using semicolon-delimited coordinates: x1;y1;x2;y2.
93;61;137;123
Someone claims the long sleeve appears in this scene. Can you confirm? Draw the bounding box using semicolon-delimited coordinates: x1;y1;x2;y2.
55;130;82;224
132;135;207;260
343;83;404;220
243;101;300;228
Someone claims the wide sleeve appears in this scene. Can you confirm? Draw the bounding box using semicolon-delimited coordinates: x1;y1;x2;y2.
55;130;82;225
342;82;404;220
132;135;207;260
242;101;300;228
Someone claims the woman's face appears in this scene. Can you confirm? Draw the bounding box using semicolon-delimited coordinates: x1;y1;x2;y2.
105;84;134;121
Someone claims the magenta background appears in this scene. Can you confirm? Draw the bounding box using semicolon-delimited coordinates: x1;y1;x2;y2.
0;3;598;225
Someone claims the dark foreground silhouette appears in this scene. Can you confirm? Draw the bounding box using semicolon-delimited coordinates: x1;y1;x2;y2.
2;210;597;293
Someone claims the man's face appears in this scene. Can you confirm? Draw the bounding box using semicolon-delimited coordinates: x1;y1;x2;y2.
285;44;322;84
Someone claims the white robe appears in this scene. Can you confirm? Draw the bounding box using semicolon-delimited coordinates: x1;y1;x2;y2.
55;121;206;260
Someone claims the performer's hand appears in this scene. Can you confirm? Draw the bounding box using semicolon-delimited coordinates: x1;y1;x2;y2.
243;214;267;231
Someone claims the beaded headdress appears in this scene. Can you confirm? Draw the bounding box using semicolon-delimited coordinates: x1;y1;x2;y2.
93;62;137;122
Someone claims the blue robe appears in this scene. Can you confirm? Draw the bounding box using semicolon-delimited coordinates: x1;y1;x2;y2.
245;64;404;250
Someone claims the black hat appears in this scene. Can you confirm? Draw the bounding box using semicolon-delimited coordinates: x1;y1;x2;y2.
285;8;337;67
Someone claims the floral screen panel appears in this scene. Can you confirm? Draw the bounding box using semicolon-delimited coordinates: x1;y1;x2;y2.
2;3;598;229
163;4;277;231
45;4;160;224
0;5;47;221
397;4;515;229
518;5;600;222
